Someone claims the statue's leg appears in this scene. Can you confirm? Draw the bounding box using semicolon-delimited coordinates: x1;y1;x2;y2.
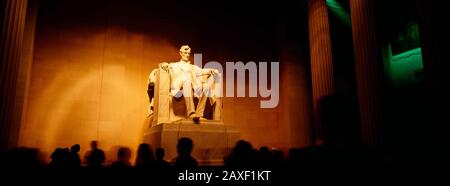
185;96;196;118
195;95;207;118
182;80;195;117
195;87;209;118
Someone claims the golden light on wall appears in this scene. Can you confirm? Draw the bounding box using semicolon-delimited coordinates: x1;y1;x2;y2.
19;27;179;162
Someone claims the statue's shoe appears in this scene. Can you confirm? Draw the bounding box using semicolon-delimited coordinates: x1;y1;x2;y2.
189;115;200;124
192;117;200;124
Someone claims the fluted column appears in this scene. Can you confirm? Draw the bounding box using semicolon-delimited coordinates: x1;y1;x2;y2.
308;0;334;143
350;0;384;146
0;0;28;153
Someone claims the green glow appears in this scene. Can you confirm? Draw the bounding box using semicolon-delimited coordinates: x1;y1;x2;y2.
326;0;351;28
389;47;423;86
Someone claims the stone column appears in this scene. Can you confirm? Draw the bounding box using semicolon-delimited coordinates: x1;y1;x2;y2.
350;0;385;146
308;0;334;143
0;0;28;152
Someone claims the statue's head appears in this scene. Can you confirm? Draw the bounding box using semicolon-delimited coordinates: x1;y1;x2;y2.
179;45;191;62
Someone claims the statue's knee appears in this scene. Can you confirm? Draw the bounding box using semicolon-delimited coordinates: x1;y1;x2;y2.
203;87;213;97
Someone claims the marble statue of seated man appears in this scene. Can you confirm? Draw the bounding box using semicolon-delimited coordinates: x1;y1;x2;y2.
152;45;220;123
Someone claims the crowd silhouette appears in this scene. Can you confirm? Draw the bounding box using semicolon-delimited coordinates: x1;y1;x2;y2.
0;139;392;184
0;94;403;183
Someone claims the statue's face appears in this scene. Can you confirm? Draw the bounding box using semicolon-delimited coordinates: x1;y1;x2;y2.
180;49;191;62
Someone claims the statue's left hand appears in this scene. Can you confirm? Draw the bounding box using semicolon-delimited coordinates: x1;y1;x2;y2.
210;69;219;76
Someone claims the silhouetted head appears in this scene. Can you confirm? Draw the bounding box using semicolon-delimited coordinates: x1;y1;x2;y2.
177;137;194;156
50;148;70;167
225;140;258;168
90;141;98;149
232;140;254;155
155;147;165;160
136;143;155;165
259;146;271;154
117;147;132;163
50;148;64;160
71;144;80;153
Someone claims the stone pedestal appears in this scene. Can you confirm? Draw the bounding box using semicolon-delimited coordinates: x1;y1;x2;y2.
143;120;239;165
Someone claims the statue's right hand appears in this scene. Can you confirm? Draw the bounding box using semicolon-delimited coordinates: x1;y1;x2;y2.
159;62;169;68
159;62;169;71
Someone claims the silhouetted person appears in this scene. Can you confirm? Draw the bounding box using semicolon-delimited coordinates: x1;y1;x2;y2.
49;147;71;177
84;141;105;167
135;143;156;177
155;148;169;163
155;147;170;166
154;147;172;181
111;147;132;178
69;144;81;168
112;147;132;167
174;137;198;168
225;140;258;168
135;143;155;167
258;146;273;167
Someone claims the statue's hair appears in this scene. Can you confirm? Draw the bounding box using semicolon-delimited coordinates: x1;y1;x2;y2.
179;45;191;52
